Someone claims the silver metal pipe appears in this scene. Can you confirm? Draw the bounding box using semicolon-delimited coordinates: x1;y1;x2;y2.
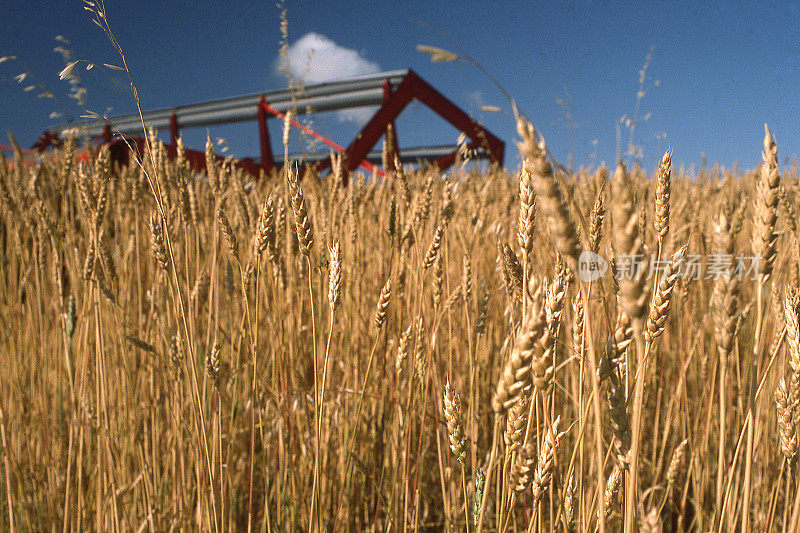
270;145;489;165
177;88;385;128
50;69;408;137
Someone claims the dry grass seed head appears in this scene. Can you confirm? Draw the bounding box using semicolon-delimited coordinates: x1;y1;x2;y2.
287;167;314;256
414;317;427;385
589;190;606;254
254;194;275;259
149;213;170;271
517;118;582;270
423;224;444;270
666;438;689;489
606;370;631;464
191;270;210;305
564;472;577;531
504;394;528;453
432;253;444;310
206;340;221;388
500;240;523;302
611;161;649;331
328;241;342;313
571;293;584;359
601;462;624;521
509;438;537;493
751;124;780;283
217;206;239;261
776;377;798;461
492;275;546;413
396;325;413;377
462;253;473;304
713;210;739;362
82;236;96;280
645;243;687;343
532;415;563;503
374;276;392;331
205;136;218;195
517;169;536;259
443;380;466;464
598;307;632;382
784;287;800;373
640;506;663;533
654;148;671;243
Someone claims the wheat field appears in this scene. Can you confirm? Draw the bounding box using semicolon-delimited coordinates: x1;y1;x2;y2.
0;117;799;532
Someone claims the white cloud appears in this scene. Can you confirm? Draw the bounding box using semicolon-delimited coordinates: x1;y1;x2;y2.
280;33;381;124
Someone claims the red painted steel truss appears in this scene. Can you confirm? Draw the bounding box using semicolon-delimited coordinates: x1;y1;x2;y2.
32;69;504;184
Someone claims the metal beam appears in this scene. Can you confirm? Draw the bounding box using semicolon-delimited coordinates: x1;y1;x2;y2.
48;70;409;137
342;74;417;184
341;70;505;182
37;68;505;183
270;144;490;166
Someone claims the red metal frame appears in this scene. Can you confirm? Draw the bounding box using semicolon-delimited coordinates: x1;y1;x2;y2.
383;79;400;172
106;135;264;177
169;112;179;147
259;101;384;176
258;96;275;171
32;69;504;185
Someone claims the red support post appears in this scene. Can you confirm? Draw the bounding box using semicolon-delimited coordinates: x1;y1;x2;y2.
343;75;417;185
169;112;179;147
30;131;62;152
382;80;400;172
258;97;275;173
343;70;504;185
37;69;503;183
261;100;384;179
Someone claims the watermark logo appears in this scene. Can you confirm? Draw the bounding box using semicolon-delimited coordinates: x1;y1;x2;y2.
578;250;608;282
576;251;763;283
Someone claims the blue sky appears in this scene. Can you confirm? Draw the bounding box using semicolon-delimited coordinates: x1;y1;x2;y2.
1;1;799;172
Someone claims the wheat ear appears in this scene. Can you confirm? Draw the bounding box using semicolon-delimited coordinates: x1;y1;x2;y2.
531;415;563;504
517;118;582;270
443;380;467;464
611;161;649;333
777;378;798;462
751;124;780;283
517;169;536;259
492;276;545;413
287;167;314;257
654;149;671;245
645;243;687;343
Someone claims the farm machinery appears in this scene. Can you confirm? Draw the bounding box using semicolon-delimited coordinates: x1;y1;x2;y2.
21;69;504;185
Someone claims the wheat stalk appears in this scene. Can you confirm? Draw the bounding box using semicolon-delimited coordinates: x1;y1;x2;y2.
607;369;631;464
532;415;563;503
752;124;780;283
645;244;687;343
654;149;671;246
423;224;444;269
517;118;582;270
217;206;239;261
504;394;528;453
500;241;523;302
611;161;649;332
444;380;467;464
589;191;606;254
287;167;314;257
492;275;545;413
149;213;170;271
517;169;536;260
374;276;392;331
